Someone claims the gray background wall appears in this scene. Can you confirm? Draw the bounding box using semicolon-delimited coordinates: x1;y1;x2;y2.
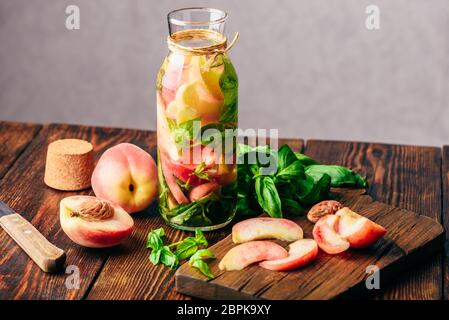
1;0;449;146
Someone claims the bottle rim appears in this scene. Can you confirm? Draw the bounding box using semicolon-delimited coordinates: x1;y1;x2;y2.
167;7;227;27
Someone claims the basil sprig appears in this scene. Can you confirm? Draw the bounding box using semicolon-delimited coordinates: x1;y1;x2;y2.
146;228;215;278
236;143;367;218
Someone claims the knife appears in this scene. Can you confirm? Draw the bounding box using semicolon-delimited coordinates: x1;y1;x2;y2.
0;201;66;273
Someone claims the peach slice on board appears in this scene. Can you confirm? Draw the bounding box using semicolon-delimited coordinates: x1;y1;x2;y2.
259;239;319;271
313;215;350;254
60;196;134;248
336;207;387;248
232;217;303;244
218;241;288;271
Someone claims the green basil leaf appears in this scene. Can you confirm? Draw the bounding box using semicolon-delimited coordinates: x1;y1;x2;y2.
294;152;319;166
146;228;165;250
281;198;305;215
160;246;179;269
173;229;209;261
188;249;216;279
194;229;208;247
275;160;305;182
174;239;199;261
296;174;315;198
236;192;254;216
189;162;211;181
149;248;162;265
189;248;215;261
299;173;331;205
255;176;282;218
169;202;203;225
219;56;238;124
305;165;368;188
277;144;299;171
190;260;215;279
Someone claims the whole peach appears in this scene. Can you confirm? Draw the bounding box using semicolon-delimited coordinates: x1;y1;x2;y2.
91;143;158;213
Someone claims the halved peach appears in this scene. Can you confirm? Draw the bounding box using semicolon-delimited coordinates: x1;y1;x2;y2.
259;239;318;271
313;215;350;254
218;241;288;271
232;217;303;243
60;196;134;248
336;207;387;248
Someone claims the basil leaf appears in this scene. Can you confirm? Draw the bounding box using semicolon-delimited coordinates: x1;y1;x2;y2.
194;229;208;247
189;249;215;279
296;174;315;198
275;160;305;182
299;173;331;205
173;118;202;146
236;143;253;157
190;248;215;261
149;248;162;265
189;162;211;181
236;192;253;216
294;152;319;166
219;56;238;124
169;193;218;225
190;260;215;279
174;238;200;260
255;176;282;218
281;198;305;215
169;202;203;225
173;229;208;260
160;246;179;269
305;165;368;188
277;144;299;171
146;228;165;250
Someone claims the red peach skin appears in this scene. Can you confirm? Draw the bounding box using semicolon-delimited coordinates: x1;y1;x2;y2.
60;196;134;248
232;217;303;243
218;241;288;271
189;182;219;202
259;239;318;271
313;215;350;254
336;207;387;248
91;143;158;213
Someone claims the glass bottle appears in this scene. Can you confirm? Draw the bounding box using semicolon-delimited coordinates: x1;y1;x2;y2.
156;8;238;231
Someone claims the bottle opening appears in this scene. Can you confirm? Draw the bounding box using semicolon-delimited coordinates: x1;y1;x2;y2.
167;7;227;43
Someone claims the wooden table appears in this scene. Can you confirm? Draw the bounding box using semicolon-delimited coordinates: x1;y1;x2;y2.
0;121;447;300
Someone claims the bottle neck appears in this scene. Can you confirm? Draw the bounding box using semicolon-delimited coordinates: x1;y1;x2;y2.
167;29;227;56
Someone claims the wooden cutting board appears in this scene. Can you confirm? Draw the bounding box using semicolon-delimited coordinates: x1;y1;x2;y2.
175;188;445;300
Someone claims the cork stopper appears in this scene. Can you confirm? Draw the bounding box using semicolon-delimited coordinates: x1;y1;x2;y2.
44;139;94;191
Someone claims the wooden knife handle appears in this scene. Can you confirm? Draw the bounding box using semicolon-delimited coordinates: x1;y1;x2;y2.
0;213;66;272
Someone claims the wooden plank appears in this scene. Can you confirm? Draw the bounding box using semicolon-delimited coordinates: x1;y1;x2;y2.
0;121;42;178
303;140;442;300
0;123;157;299
175;189;444;300
442;146;449;300
86;138;303;300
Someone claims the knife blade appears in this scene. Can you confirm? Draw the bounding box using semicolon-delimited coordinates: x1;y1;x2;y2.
0;201;66;273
